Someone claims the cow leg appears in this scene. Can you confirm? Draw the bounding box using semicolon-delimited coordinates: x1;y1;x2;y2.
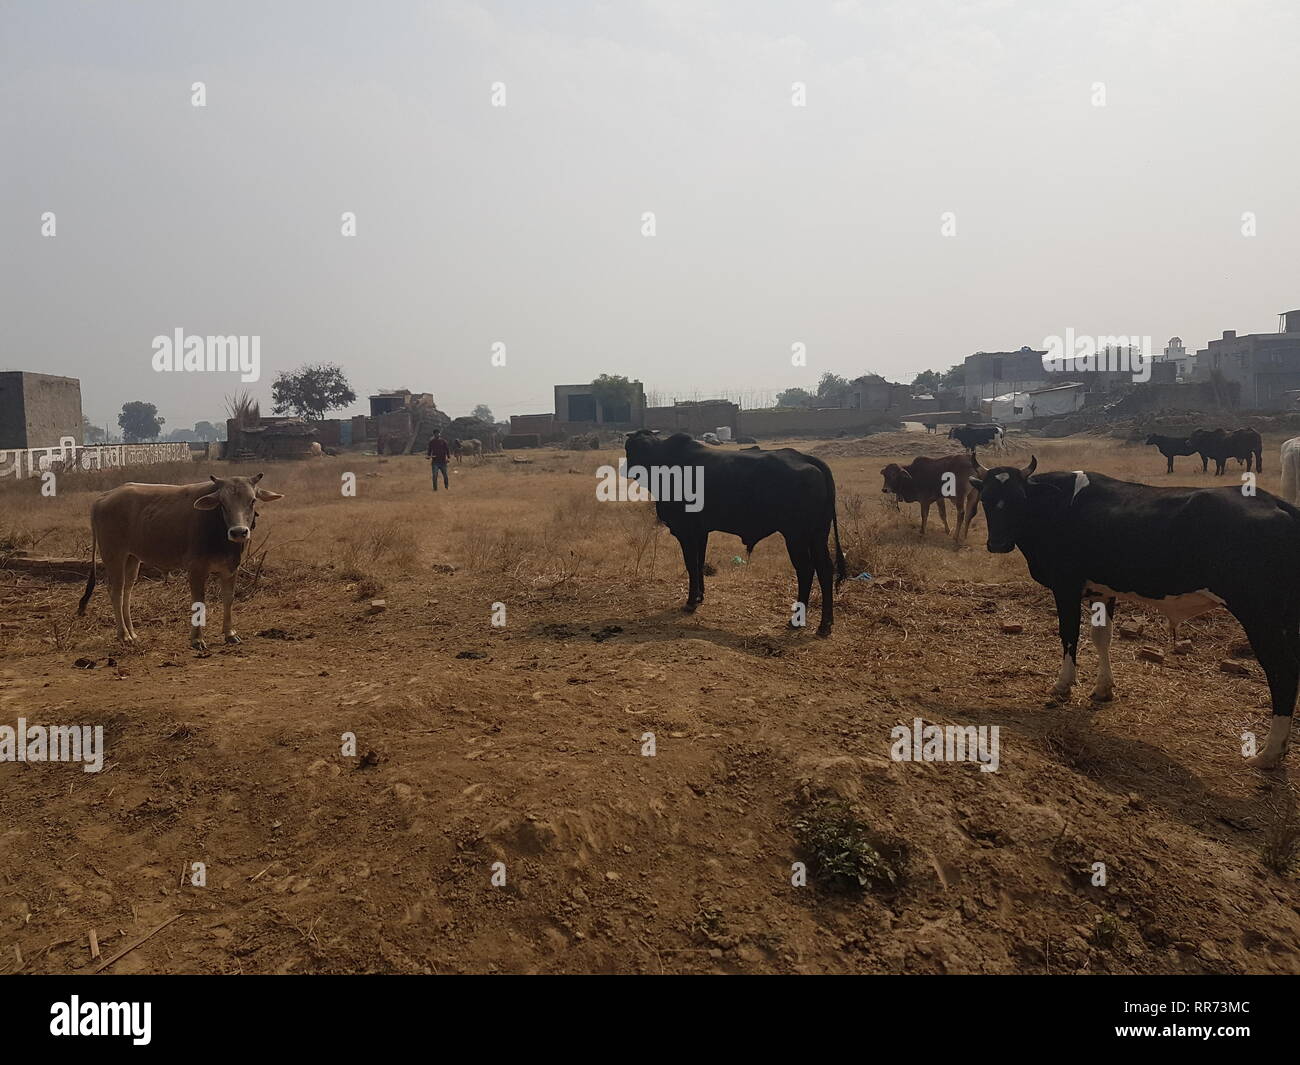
1166;453;1174;474
694;532;708;605
105;551;132;644
1243;623;1297;769
1050;586;1083;702
810;532;835;636
936;498;950;534
919;500;930;536
188;567;210;650
220;573;240;644
122;556;141;641
783;535;814;630
1089;597;1117;701
676;532;700;612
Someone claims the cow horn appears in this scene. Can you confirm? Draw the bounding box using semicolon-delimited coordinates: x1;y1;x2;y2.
1022;455;1037;477
971;450;989;477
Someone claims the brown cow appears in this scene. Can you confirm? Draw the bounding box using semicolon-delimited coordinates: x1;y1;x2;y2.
880;454;980;541
77;474;284;650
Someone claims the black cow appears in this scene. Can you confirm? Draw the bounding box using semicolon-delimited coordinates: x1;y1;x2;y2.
1144;433;1196;474
922;422;938;434
948;423;1004;452
1190;427;1263;475
624;430;846;635
969;455;1299;768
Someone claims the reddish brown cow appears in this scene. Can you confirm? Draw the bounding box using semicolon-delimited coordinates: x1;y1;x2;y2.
77;474;284;649
881;455;980;541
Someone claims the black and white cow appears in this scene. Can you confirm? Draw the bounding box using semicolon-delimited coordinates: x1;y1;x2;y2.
624;430;846;635
969;455;1300;769
949;423;1004;452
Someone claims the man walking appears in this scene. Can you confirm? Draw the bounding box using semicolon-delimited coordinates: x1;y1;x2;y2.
427;428;451;491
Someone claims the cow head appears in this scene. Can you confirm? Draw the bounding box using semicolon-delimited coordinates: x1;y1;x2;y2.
968;455;1041;554
1144;434;1158;445
624;428;663;468
879;463;914;500
194;473;284;543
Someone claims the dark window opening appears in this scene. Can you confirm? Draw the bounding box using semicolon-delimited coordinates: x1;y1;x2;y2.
567;394;597;421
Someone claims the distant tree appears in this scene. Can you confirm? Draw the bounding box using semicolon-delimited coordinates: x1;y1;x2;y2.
82;416;106;444
118;401;164;443
471;404;494;423
271;363;356;420
194;420;224;441
939;364;965;390
910;370;942;394
165;427;199;442
590;374;639;421
816;373;850;399
774;387;813;408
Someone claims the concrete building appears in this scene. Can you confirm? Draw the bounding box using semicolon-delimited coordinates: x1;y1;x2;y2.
554;382;646;427
643;399;739;437
961;349;1052;409
1160;337;1195;380
0;371;83;449
1196;310;1300;409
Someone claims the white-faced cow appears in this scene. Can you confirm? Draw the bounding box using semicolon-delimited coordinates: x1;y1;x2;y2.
624;431;846;635
970;455;1300;769
1281;436;1300;506
77;474;284;650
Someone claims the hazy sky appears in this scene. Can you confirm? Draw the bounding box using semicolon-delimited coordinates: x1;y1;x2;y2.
3;0;1297;431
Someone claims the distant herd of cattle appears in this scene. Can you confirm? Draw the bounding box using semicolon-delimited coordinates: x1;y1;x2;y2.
72;423;1300;771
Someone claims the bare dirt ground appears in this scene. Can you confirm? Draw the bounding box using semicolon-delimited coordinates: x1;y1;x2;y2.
2;434;1298;974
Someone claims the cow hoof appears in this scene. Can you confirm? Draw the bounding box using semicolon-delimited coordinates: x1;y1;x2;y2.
1047;686;1072;705
1089;687;1113;703
682;603;698;614
1245;753;1283;770
225;633;241;645
191;639;208;652
816;626;832;639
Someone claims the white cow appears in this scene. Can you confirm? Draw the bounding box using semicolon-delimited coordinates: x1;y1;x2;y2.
1282;437;1300;506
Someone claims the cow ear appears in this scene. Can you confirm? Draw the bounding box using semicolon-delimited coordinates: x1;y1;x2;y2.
209;475;220;484
255;488;283;502
969;477;983;490
251;472;264;484
194;493;221;510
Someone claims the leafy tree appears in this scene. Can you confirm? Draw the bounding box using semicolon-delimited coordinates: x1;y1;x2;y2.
816;372;850;399
82;416;106;444
775;387;813;408
590;374;639;421
194;420;224;441
471;404;494;423
118;401;164;443
271;363;357;420
910;370;942;394
939;364;965;391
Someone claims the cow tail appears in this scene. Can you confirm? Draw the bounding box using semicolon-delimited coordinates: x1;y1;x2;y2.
817;458;847;586
831;504;846;587
77;523;96;616
805;455;847;587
